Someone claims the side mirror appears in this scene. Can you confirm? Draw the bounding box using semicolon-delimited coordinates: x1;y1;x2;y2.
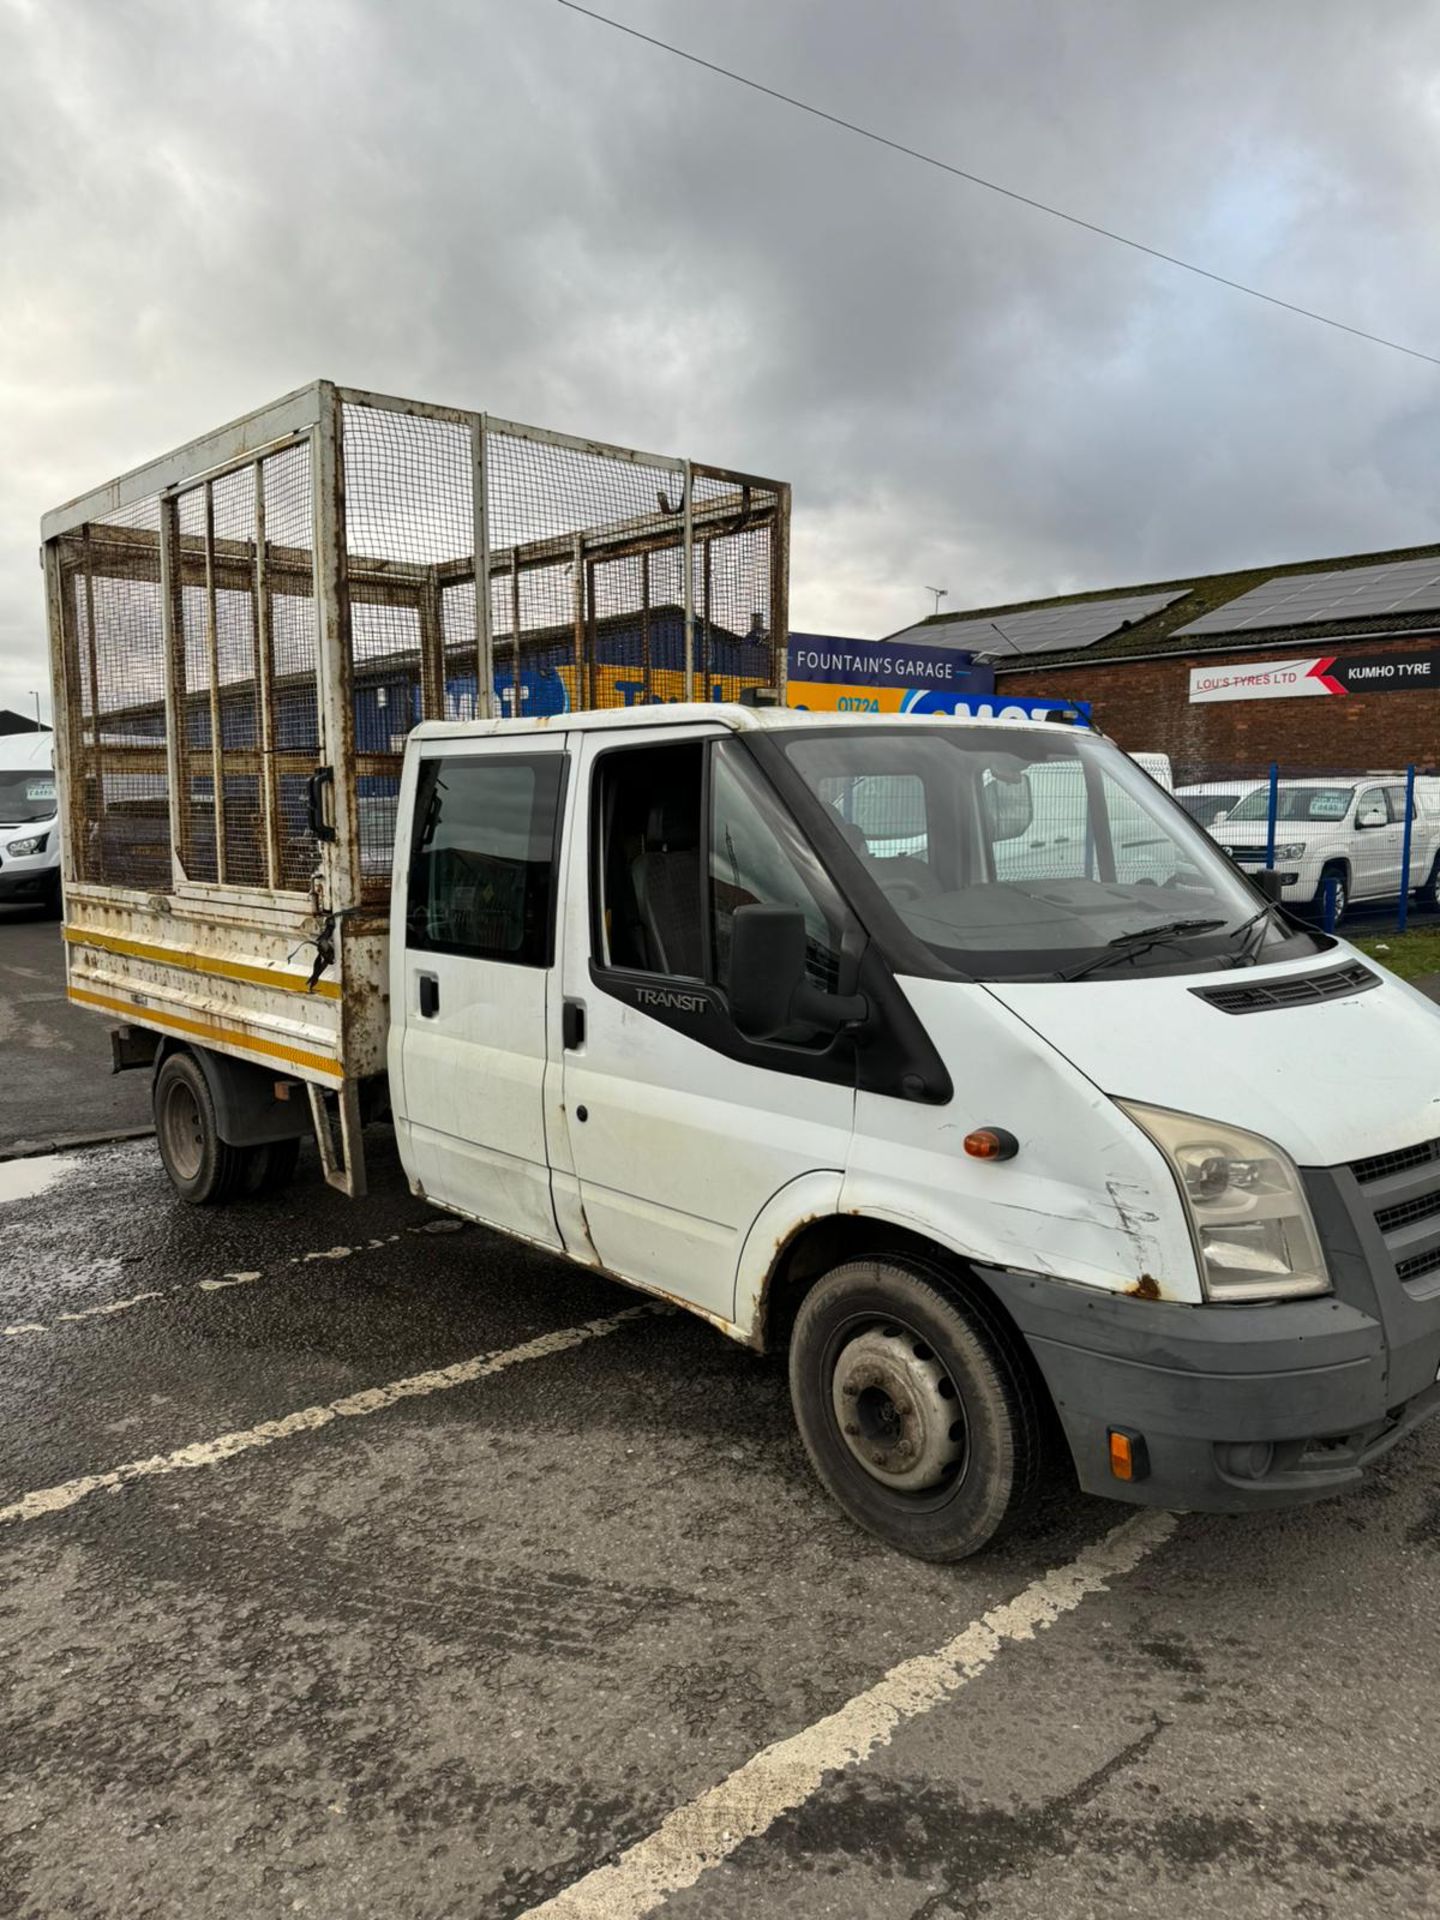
1255;868;1284;902
982;775;1033;842
728;905;868;1042
1356;802;1386;829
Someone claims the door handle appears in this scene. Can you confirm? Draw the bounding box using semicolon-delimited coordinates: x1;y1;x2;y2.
418;973;439;1018
562;998;586;1050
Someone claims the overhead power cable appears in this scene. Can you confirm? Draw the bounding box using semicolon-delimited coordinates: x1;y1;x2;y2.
556;0;1440;371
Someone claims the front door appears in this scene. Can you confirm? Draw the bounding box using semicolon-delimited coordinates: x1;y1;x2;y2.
557;725;857;1324
394;735;569;1248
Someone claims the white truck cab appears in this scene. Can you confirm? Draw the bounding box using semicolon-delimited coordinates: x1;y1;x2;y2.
0;731;62;914
381;703;1440;1557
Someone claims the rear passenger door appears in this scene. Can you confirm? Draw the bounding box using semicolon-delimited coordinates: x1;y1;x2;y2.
1352;784;1401;900
392;737;568;1248
1384;785;1417;898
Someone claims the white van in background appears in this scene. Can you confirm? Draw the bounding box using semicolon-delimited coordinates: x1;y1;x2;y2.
1174;780;1268;829
0;731;61;915
856;743;1175;881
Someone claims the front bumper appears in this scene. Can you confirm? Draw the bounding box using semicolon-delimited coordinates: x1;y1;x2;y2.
982;1211;1440;1514
0;861;59;900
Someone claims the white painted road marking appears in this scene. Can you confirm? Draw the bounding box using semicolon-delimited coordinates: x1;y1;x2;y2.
0;1153;76;1207
1;1221;463;1340
518;1509;1177;1920
0;1302;667;1527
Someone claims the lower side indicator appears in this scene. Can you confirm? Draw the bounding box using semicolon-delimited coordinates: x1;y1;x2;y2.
1108;1426;1150;1483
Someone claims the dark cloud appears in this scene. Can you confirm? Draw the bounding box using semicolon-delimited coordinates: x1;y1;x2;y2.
4;0;1440;716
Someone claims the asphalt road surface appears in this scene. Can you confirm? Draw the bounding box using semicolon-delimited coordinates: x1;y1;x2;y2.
0;902;152;1153
1;1153;1438;1917
3;911;1439;1917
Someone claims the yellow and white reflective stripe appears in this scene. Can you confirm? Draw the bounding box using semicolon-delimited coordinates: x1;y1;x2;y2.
67;985;343;1080
63;924;341;1000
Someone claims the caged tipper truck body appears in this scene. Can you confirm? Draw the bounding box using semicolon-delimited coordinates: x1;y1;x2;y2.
44;382;1440;1560
42;380;790;1200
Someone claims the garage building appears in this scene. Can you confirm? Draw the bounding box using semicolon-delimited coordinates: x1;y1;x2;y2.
893;540;1440;775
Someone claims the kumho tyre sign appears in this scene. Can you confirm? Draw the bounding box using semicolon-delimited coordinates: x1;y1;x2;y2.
1189;649;1440;702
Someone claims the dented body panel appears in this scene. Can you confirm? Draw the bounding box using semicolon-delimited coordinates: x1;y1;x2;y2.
840;979;1201;1304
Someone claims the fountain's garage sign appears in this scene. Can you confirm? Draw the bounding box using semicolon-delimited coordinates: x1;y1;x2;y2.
786;635;1088;720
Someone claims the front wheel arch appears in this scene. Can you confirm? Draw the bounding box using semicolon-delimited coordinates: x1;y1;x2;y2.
758;1214;1062;1444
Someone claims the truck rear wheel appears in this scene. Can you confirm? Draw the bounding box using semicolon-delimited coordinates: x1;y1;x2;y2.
153;1051;247;1206
242;1135;301;1196
788;1256;1041;1561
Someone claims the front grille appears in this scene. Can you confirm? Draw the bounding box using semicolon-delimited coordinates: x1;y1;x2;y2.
1374;1190;1440;1235
1348;1133;1440;1293
1192;962;1379;1015
1353;1137;1440;1186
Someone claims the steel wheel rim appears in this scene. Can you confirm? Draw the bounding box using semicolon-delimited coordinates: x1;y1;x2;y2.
160;1078;205;1182
829;1318;969;1494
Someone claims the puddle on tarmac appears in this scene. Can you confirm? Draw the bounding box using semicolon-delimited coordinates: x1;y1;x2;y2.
0;1154;76;1206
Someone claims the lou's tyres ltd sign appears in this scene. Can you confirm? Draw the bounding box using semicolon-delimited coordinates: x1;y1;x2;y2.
1190;650;1440;702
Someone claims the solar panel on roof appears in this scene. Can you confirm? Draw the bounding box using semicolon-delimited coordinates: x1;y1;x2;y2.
1176;556;1440;637
894;589;1185;658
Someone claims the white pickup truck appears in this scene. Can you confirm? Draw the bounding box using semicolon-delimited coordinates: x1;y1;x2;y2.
43;385;1440;1559
1211;776;1440;920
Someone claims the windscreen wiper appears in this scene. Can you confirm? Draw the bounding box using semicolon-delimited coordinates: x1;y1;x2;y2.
1226;901;1280;967
1062;918;1227;981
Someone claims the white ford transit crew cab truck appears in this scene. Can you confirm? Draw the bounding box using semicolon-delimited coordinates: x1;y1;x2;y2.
44;384;1440;1560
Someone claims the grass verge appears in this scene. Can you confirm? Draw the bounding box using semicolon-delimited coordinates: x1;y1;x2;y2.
1353;928;1440;983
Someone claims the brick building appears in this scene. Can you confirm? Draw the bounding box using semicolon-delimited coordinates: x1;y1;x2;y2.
897;541;1440;776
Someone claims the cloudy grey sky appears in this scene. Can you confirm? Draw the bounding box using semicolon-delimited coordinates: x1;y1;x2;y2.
4;0;1440;722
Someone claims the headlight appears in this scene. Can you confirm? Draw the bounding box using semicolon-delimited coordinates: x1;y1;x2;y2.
1274;843;1306;861
1117;1100;1329;1302
6;832;48;857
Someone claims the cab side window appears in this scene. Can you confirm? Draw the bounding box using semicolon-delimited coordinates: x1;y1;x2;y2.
1384;785;1414;824
710;743;843;993
407;754;565;965
593;738;848;1003
595;743;705;978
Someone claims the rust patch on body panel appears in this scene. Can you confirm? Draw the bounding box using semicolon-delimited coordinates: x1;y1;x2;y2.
1127;1273;1163;1300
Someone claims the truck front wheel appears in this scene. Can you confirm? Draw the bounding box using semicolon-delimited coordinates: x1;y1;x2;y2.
788;1256;1042;1561
153;1050;248;1205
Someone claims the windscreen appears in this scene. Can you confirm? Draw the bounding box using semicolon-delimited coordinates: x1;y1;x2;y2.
0;769;57;824
781;725;1313;980
1228;785;1354;823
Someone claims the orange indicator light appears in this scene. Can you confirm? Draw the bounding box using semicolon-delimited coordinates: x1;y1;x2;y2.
1108;1427;1150;1483
963;1127;1019;1161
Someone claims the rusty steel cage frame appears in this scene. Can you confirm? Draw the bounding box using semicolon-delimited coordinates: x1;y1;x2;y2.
41;380;791;1196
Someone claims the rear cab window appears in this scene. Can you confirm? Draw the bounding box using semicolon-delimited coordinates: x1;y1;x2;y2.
407;753;566;965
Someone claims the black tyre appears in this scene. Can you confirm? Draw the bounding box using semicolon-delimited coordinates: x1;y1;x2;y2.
788;1256;1042;1562
1418;857;1440;914
1312;862;1348;924
241;1134;302;1197
153;1051;247;1206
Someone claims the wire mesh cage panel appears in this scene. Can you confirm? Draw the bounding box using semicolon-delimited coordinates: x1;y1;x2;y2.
59;497;169;889
53;437;324;898
341;399;475;890
46;382;790;913
691;463;783;705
